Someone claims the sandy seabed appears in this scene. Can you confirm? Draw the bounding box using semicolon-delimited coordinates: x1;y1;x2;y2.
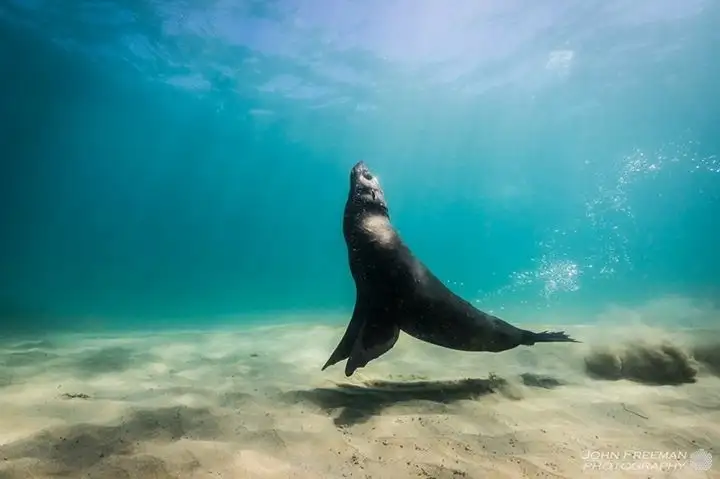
1;309;719;478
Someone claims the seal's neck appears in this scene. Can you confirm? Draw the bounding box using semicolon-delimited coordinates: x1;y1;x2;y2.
344;203;397;247
358;213;396;247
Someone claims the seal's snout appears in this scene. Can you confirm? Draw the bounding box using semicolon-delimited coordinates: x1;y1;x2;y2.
351;161;376;183
351;161;369;177
348;161;387;212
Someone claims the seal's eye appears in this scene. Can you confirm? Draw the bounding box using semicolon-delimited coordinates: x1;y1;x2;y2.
362;171;374;181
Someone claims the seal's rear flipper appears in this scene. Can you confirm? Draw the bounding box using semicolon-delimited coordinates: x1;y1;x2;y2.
345;318;400;377
522;330;580;345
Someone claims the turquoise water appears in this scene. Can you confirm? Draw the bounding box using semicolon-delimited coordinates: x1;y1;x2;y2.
1;0;719;332
1;5;720;479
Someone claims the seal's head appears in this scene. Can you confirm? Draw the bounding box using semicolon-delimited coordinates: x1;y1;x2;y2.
348;161;388;215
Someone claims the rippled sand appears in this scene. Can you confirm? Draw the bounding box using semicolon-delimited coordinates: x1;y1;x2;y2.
0;308;719;478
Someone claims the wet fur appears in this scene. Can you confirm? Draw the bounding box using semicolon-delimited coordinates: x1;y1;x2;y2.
323;161;579;377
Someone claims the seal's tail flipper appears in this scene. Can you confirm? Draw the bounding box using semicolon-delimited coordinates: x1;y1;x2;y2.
522;329;580;345
344;316;400;377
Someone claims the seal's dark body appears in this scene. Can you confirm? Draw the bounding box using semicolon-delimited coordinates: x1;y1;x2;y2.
323;161;578;377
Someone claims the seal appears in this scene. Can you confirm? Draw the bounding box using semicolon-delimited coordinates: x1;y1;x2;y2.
322;161;580;377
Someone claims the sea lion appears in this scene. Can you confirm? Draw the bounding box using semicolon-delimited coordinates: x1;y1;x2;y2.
322;161;579;377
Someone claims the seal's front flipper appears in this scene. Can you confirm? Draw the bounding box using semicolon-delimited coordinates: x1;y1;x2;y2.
344;316;400;377
321;300;365;371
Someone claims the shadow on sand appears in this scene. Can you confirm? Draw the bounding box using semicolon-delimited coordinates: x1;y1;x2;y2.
288;373;564;427
0;406;222;479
